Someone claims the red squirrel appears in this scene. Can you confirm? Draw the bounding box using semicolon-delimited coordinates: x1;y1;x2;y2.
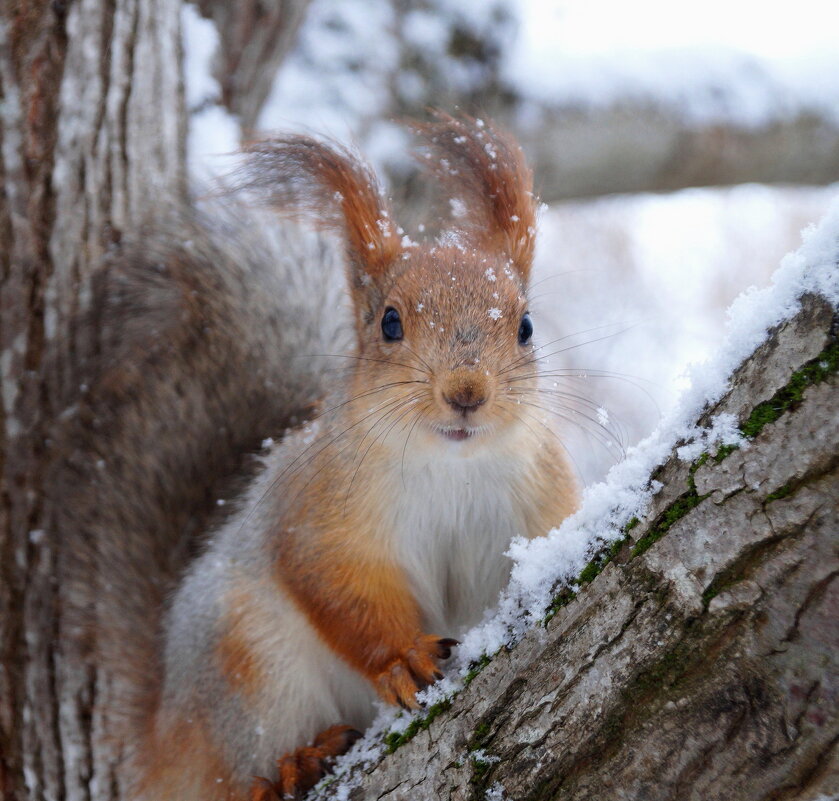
121;114;580;800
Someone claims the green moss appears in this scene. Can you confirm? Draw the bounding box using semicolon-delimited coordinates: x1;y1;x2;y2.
469;746;501;790
701;583;721;606
632;648;691;693
691;452;709;472
383;697;453;753
631;487;710;559
543;587;577;625
578;531;631;586
543;519;639;624
741;341;839;439
765;482;793;503
577;556;605;585
463;653;492;686
470;754;493;782
713;443;739;463
473;721;491;744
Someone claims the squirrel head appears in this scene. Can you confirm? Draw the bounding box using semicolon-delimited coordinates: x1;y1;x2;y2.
239;113;542;450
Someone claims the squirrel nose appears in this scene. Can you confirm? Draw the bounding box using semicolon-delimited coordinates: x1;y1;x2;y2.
444;386;487;414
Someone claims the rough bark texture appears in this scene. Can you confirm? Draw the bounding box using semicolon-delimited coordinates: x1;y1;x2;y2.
0;1;184;799
317;296;839;800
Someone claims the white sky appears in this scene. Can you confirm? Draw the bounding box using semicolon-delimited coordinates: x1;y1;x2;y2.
516;0;839;58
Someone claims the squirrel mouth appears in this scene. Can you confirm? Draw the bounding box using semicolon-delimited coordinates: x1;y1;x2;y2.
440;427;472;442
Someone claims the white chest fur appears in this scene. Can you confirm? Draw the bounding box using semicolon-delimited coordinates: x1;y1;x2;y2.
382;439;532;636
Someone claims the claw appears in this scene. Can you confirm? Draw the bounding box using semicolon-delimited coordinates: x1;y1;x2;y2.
436;638;459;659
253;723;361;801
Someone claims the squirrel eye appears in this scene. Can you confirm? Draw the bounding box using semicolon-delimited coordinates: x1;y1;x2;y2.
381;307;403;342
518;312;533;345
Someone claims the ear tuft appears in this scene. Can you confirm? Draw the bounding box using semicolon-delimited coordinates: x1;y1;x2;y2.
413;112;537;283
235;136;402;284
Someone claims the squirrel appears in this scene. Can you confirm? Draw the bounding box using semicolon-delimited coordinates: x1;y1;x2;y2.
57;114;579;801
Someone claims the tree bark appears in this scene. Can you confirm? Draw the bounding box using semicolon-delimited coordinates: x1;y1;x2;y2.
316;295;839;800
191;0;311;133
0;1;184;798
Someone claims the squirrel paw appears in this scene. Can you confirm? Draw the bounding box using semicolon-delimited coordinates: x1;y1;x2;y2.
376;636;458;709
250;725;362;801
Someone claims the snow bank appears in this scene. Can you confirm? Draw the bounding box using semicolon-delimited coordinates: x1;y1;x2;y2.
318;196;839;796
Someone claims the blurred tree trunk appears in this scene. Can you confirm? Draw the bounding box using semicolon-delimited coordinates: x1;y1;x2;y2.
318;295;839;800
0;0;185;798
515;107;839;202
192;0;311;132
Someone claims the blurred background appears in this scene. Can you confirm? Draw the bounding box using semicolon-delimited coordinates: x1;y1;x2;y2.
182;0;839;483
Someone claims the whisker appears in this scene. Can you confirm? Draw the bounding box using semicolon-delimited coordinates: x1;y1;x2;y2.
237;392;420;532
398;342;435;376
506;388;630;448
504;403;586;485
509;324;640;373
291;352;431;376
343;397;426;514
401;403;431;489
308;380;428;425
506;370;661;416
506;397;625;460
498;320;635;376
527;268;604;292
309;394;424;511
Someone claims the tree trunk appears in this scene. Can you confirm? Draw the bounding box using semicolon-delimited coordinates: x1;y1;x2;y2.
0;1;184;798
192;0;311;132
316;294;839;800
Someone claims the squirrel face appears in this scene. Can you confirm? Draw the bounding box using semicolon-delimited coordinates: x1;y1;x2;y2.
354;244;537;448
238;112;540;455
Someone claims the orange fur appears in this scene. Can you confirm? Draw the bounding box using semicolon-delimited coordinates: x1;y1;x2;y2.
238;136;403;331
276;541;449;705
215;590;267;698
252;726;360;801
137;715;236;801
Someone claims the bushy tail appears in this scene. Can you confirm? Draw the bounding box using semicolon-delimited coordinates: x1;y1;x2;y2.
49;200;348;785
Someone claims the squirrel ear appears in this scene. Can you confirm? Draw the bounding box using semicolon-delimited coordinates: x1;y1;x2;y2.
237;136;402;315
413;112;537;284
